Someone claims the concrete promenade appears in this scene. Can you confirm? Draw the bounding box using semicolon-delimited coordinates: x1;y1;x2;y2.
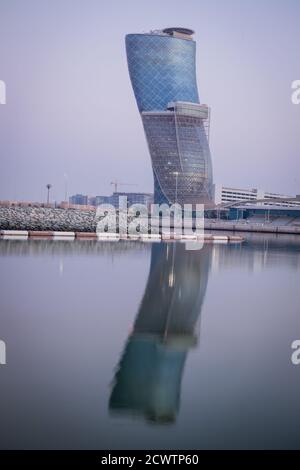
204;220;300;235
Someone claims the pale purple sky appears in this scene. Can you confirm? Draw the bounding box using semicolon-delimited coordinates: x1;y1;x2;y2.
0;0;299;202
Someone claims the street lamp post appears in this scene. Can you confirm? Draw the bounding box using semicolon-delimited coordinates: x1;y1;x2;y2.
173;171;179;205
64;173;68;202
46;184;52;205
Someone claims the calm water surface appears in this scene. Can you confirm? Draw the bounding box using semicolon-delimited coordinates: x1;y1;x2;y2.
0;234;299;449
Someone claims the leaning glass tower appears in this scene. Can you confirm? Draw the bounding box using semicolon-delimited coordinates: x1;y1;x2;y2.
126;27;213;206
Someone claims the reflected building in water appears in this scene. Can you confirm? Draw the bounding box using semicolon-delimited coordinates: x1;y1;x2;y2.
109;242;212;423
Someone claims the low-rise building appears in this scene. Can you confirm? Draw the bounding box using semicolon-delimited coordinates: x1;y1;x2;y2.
213;184;300;207
69;194;88;205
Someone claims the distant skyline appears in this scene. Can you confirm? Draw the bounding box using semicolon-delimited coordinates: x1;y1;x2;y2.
0;0;299;202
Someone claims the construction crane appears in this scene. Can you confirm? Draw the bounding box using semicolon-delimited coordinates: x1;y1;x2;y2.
110;180;138;193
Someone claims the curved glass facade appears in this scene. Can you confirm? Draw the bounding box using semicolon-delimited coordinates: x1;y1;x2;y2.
125;33;199;112
126;30;213;206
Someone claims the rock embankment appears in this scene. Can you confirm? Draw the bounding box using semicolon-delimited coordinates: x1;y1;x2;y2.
0;207;98;232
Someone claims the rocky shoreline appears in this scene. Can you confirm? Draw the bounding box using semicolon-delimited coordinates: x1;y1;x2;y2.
0;207;98;232
1;206;299;236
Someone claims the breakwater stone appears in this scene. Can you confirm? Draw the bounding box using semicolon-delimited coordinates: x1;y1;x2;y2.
0;207;99;232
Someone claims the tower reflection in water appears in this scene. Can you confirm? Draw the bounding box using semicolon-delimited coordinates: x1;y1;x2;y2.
109;242;212;424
